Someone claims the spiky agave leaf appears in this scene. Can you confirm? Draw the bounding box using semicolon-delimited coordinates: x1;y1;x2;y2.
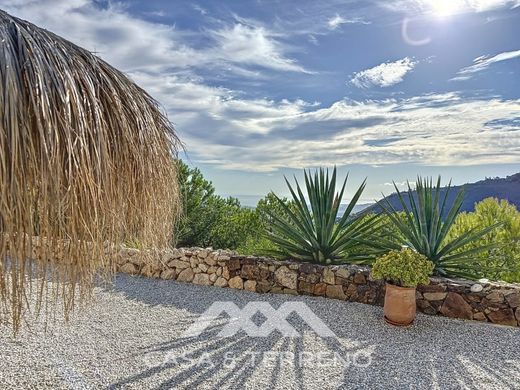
377;176;500;278
0;10;181;331
264;167;381;264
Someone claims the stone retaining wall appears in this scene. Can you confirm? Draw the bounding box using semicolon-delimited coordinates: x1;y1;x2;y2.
116;247;520;327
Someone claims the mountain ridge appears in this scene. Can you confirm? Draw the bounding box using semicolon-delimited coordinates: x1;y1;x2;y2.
363;172;520;216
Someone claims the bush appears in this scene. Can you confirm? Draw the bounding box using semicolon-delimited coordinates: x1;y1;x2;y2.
236;192;297;255
204;198;262;250
175;161;261;249
446;198;520;282
372;248;434;287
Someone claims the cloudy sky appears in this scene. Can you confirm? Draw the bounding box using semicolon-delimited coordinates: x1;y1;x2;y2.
2;0;519;205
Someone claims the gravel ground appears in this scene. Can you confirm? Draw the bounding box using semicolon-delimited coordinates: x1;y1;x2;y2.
1;274;519;390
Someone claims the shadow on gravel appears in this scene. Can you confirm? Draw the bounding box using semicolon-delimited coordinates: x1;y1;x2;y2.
107;325;371;389
105;274;520;389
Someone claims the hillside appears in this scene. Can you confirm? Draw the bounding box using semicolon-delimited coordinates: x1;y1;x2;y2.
366;172;520;216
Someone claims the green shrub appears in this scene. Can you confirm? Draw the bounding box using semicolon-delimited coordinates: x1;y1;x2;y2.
237;192;295;256
206;198;262;250
175;161;261;249
378;176;500;279
236;236;279;256
446;198;520;282
175;160;218;246
235;192;294;255
372;248;434;287
265;167;382;264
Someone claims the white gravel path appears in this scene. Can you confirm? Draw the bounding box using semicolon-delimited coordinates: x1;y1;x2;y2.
1;274;519;390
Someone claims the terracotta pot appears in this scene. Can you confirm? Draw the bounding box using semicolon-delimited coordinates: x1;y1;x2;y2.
384;283;416;326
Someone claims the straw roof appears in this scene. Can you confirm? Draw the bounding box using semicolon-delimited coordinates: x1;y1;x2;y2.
0;10;181;330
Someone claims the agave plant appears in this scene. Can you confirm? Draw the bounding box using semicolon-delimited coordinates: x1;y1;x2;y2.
378;177;500;279
265;167;382;264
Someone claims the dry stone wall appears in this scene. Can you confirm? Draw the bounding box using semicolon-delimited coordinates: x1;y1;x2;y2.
117;247;520;327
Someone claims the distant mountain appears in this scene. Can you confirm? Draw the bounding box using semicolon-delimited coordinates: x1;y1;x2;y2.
365;173;520;216
338;203;374;215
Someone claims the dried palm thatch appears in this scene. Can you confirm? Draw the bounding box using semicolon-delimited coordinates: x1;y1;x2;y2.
0;10;181;331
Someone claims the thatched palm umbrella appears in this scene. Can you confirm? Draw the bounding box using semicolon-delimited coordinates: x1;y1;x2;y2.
0;10;181;330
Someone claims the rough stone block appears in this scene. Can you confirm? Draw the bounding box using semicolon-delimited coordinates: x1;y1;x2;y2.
505;293;520;308
336;268;351;279
168;260;190;269
323;268;335;285
298;281;314;295
423;292;448;301
244;280;257;292
229;276;244;289
227;258;241;271
193;273;211;285
160;269;176;280
486;291;504;303
274;266;298;290
440;292;473;320
177;268;195;283
352;273;367;285
487;308;517;326
473;312;487;321
326;285;347;300
313;283;327;296
214;277;228;288
120;262;138;275
256;281;272;293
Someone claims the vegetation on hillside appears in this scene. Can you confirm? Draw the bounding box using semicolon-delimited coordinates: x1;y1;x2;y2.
175;162;519;282
175;160;286;254
176;161;258;249
446;198;520;282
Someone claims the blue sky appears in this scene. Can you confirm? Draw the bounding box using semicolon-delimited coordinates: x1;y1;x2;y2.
3;0;519;205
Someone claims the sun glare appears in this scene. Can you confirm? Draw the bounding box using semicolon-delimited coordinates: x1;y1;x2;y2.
430;0;464;18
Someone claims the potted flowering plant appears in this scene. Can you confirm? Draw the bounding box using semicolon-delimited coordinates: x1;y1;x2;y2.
372;247;434;326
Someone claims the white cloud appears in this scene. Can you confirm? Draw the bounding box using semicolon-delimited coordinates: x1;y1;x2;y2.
350;58;418;88
465;0;520;12
1;0;307;75
453;49;520;80
0;0;202;72
210;24;309;73
3;1;518;173
192;4;207;15
384;181;409;187
327;14;370;30
136;71;520;171
381;0;520;15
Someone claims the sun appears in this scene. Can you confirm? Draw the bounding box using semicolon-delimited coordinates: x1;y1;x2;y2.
430;0;464;18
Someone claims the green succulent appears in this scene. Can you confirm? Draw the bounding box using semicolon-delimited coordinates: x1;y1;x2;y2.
377;176;501;279
372;248;434;287
265;167;382;264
